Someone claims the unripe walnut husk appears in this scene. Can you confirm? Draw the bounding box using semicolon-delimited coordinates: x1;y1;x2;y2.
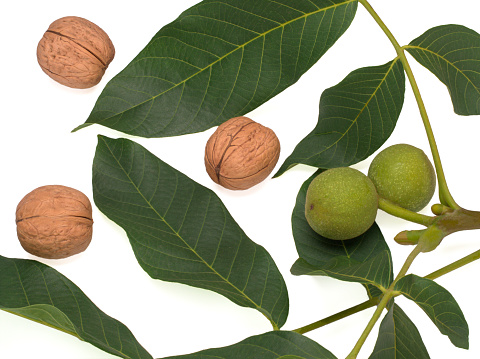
37;16;115;89
205;116;280;190
305;167;378;240
16;185;93;259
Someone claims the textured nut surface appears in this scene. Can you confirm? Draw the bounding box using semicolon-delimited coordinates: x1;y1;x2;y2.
205;116;280;190
37;16;115;88
16;185;93;259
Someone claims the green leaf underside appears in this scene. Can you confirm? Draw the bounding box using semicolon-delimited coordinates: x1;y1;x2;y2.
92;136;289;329
0;255;152;359
275;59;405;176
406;24;480;116
289;170;393;289
75;0;358;138
394;274;469;349
364;283;383;299
369;303;430;359
162;331;337;359
291;250;392;289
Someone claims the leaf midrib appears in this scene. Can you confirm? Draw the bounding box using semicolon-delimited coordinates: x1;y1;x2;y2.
93;0;357;124
3;305;139;358
404;44;480;97
1;307;79;338
398;289;463;337
308;58;400;161
99;137;268;322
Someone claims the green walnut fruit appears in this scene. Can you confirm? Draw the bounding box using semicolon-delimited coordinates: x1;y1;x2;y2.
305;167;378;240
368;144;436;212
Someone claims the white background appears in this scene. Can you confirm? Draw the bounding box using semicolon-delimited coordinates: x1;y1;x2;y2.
1;1;480;358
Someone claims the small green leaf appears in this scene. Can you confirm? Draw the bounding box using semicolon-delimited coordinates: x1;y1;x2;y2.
75;0;358;138
161;331;337;359
0;255;152;359
395;274;469;349
275;59;405;176
288;170;392;290
369;303;430;359
93;136;289;329
406;24;480;115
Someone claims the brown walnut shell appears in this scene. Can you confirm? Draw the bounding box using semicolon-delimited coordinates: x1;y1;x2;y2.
37;16;115;89
205;116;280;190
16;185;93;259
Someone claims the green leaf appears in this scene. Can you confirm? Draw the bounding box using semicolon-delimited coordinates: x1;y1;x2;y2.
161;331;337;359
74;0;358;137
394;274;469;349
289;170;393;289
406;24;480;115
369;303;430;359
291;250;392;289
0;255;152;359
364;283;383;299
92;136;289;329
275;59;405;176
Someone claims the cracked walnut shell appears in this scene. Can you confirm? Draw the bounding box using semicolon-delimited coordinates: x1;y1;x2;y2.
16;185;93;259
37;16;115;88
205;116;280;190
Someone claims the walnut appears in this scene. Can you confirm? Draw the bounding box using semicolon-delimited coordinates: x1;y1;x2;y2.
37;16;115;89
15;185;93;259
205;116;281;190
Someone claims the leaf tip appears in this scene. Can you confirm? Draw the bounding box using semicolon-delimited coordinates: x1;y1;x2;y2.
71;122;92;133
273;162;298;178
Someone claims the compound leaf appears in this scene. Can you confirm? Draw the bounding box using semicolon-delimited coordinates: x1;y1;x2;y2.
275;59;405;176
369;303;430;359
161;331;337;359
75;0;358;138
92;136;289;329
395;274;468;349
0;255;152;359
406;24;480;115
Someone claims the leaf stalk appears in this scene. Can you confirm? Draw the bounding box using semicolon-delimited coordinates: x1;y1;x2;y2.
358;0;459;210
345;291;393;359
346;244;422;358
293;297;379;334
291;246;480;337
425;249;480;280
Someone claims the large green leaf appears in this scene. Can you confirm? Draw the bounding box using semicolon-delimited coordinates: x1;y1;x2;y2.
0;255;152;359
92;136;289;329
74;0;358;137
162;331;337;359
275;59;405;176
289;170;392;290
394;274;468;349
369;303;430;359
406;24;480;115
